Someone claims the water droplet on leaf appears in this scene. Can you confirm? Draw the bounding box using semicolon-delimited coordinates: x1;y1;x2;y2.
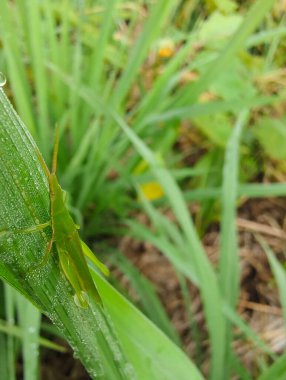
73;291;89;308
0;72;7;87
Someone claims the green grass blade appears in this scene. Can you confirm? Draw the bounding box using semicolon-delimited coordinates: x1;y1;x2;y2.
111;0;178;109
219;111;248;376
0;332;10;380
257;351;286;380
88;0;118;91
24;0;50;154
40;2;65;119
135;36;196;122
238;183;286;198
16;294;41;380
184;182;286;202
4;284;16;380
177;272;204;365
127;219;199;284
146;95;282;125
256;235;286;327
229;352;253;380
247;26;286;48
57;0;71;106
219;112;248;376
0;0;36;136
223;303;275;358
68;25;84;145
0;318;66;352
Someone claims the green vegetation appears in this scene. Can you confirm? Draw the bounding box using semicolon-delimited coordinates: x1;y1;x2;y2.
0;0;286;379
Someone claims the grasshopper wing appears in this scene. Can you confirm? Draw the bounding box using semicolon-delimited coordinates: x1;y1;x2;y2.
58;247;91;308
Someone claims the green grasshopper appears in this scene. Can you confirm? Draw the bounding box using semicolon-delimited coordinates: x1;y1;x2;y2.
3;130;109;308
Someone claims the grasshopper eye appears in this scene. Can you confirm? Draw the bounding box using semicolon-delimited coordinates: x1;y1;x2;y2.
73;290;89;309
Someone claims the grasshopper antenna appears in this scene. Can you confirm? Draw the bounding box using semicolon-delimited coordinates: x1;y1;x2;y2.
52;125;60;175
35;147;51;179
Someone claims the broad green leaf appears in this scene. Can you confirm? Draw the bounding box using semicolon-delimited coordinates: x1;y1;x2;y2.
197;11;242;46
193;113;232;146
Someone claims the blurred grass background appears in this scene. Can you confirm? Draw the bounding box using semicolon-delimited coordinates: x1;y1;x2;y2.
1;0;286;379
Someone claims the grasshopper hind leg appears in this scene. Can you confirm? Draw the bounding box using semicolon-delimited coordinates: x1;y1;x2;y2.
58;247;90;308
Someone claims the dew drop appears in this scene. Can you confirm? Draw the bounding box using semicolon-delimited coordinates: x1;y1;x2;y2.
0;72;7;87
73;350;79;360
73;291;89;308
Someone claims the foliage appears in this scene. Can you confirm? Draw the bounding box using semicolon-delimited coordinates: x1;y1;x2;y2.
0;0;286;379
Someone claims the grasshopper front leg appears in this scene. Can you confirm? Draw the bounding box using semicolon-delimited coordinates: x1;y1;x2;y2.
0;221;54;271
0;221;51;237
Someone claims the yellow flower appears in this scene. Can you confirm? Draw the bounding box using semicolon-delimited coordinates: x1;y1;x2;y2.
158;39;175;58
134;158;164;201
139;182;164;201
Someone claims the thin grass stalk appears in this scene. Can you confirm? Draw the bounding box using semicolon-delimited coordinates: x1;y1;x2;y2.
16;294;41;380
0;318;66;352
4;284;16;380
40;2;65;120
0;333;10;380
25;0;50;155
111;0;178;110
183;182;286;202
0;0;36;136
257;351;286;380
256;235;286;327
219;110;248;378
